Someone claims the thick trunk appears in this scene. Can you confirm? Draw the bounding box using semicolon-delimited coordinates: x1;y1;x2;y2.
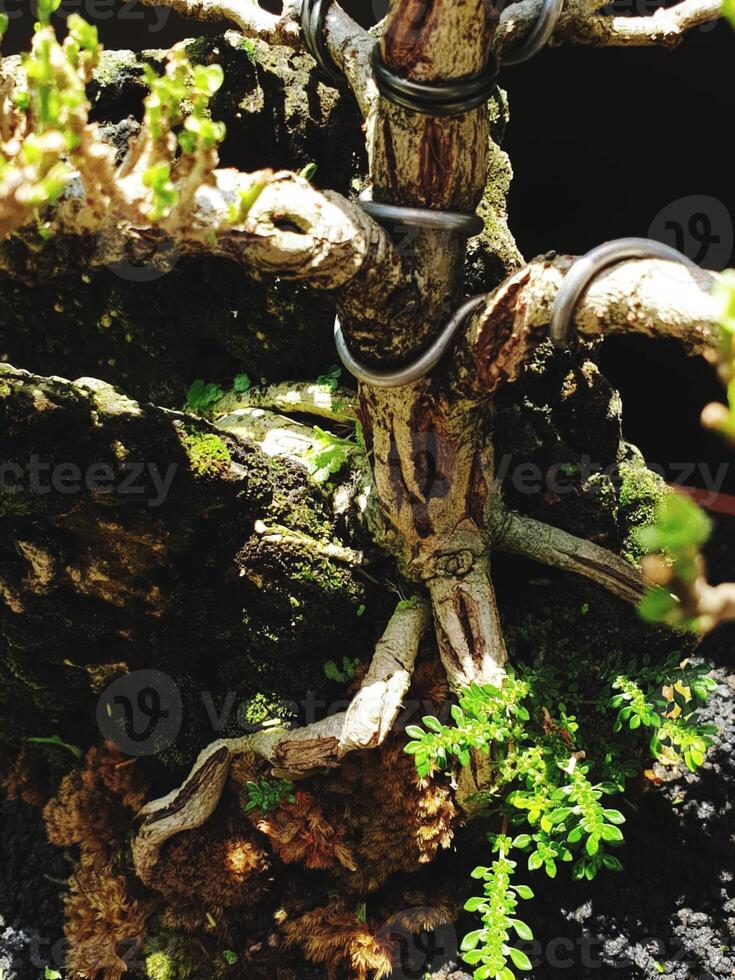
358;381;508;689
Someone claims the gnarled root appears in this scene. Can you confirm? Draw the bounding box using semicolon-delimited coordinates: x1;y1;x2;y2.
427;554;508;692
493;510;647;605
132;597;430;883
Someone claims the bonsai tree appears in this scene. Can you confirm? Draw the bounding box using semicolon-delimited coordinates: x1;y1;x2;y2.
0;0;733;977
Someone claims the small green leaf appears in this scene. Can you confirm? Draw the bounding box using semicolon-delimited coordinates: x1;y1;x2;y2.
223;949;238;965
602;808;625;825
463;896;485;912
510;919;534;941
600;824;624;843
26;734;83;759
508;946;533;971
460;930;482;952
513;885;534;900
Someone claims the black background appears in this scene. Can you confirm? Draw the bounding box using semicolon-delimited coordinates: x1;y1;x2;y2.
3;0;735;488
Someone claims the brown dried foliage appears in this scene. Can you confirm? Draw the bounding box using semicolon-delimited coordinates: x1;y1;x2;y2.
43;746;153;979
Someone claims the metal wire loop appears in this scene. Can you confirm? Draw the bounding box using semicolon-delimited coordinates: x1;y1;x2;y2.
358;189;484;238
503;0;565;64
370;45;500;117
549;237;700;348
301;0;341;81
334;295;487;388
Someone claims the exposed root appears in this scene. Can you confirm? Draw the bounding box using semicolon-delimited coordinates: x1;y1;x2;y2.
131;597;430;883
493;509;647;605
428;555;508;692
253;520;364;566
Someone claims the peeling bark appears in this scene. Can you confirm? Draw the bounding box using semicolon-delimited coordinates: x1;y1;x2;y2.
454;254;719;398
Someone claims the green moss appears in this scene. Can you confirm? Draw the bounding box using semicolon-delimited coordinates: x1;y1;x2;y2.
241;691;294;728
91;49;143;87
0;382;11;398
182;431;232;479
146;951;173;980
617;450;669;563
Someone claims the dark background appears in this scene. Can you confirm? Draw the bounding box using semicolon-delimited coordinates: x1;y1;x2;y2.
3;0;734;489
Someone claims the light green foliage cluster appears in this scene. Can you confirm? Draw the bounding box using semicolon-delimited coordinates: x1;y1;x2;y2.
181;430;232;479
637;492;711;629
724;0;735;34
323;655;360;683
405;657;717;979
185;373;250;414
1;1;100;212
141;50;226;220
461;834;534;980
315;365;342;391
243;776;296;814
303;426;358;483
611;658;717;771
145;951;173;980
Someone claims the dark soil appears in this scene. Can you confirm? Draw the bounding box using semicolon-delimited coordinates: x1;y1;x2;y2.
0;799;68;978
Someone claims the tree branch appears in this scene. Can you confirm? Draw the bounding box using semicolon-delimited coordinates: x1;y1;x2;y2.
205;381;358;424
139;0;302;45
453;254;719;398
493;509;647;605
131;596;430;883
1;166;411;317
138;0;376;115
496;0;721;51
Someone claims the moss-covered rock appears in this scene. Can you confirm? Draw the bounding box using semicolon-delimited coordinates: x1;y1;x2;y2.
0;364;383;785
